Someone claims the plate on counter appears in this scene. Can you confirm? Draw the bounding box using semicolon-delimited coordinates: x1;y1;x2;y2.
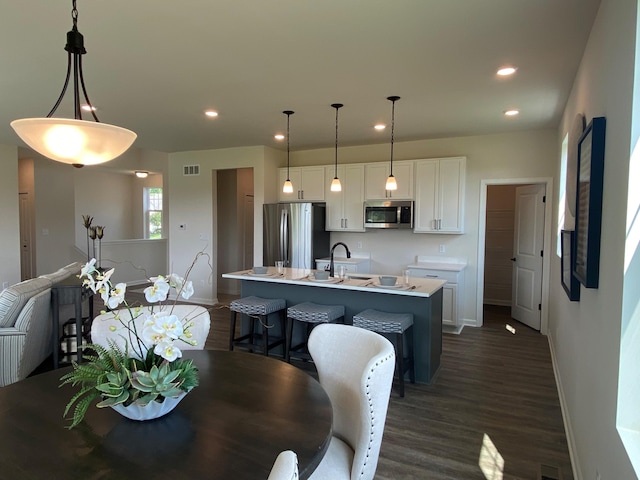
247;272;274;277
372;283;406;289
308;276;340;283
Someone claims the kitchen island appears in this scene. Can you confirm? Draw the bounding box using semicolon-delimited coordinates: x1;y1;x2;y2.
222;268;446;384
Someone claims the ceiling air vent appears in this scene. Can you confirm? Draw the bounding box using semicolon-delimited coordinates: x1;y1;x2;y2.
183;165;200;176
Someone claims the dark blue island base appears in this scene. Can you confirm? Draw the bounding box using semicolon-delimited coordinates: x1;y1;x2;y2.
239;280;443;384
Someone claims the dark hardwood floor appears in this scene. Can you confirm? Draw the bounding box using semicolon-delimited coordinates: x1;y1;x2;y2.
87;291;572;479
209;297;573;480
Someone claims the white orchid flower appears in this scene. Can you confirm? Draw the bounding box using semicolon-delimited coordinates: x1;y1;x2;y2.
142;323;168;345
106;283;127;309
154;340;182;362
144;275;170;303
80;259;97;278
93;268;114;294
180;280;194;299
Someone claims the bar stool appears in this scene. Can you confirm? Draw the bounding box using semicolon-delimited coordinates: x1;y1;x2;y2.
229;296;287;356
352;309;415;397
286;302;345;363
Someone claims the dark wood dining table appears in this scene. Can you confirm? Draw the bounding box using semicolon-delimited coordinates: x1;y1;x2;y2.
0;350;332;480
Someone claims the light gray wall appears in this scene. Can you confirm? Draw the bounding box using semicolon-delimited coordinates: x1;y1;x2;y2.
551;0;637;478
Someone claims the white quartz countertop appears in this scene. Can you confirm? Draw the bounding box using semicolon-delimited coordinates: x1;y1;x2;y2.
222;268;446;297
407;256;467;272
315;257;369;265
407;262;467;272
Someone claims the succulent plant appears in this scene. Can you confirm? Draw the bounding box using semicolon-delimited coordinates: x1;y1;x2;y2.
129;363;185;405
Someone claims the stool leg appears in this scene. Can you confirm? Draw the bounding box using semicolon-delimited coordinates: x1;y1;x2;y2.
408;325;416;384
280;310;287;359
248;315;256;353
286;316;294;363
396;332;405;398
262;314;269;356
229;311;237;351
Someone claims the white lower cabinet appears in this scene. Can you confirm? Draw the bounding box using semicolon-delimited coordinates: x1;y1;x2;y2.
407;267;465;332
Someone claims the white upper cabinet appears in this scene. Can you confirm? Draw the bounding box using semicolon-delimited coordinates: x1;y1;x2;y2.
414;157;466;234
364;161;414;200
278;166;325;202
325;164;365;232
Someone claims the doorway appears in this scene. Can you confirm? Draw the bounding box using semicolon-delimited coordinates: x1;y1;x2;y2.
476;178;553;333
216;168;254;296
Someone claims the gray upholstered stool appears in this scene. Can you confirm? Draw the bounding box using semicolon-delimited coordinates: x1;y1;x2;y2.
229;296;287;356
286;302;345;363
352;309;415;397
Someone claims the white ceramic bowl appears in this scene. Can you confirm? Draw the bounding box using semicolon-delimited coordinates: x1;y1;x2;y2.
314;270;330;280
379;275;397;286
253;266;268;274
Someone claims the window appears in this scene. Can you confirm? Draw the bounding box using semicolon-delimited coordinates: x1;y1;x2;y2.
145;187;162;239
557;134;568;257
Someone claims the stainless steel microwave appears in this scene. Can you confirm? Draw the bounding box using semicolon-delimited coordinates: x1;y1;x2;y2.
364;200;414;229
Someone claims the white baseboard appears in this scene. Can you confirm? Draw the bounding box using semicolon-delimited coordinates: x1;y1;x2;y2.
547;332;582;480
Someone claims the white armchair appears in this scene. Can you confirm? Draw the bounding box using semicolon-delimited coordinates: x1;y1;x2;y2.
267;450;298;480
307;323;395;480
0;288;53;386
90;305;211;354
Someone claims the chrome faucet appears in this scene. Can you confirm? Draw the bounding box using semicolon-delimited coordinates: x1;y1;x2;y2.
329;242;351;278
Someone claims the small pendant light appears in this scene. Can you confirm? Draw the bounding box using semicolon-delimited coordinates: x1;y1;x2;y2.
385;96;400;191
282;110;294;193
330;103;343;192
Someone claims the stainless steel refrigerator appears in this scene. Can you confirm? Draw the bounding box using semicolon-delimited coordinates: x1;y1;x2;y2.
263;203;330;270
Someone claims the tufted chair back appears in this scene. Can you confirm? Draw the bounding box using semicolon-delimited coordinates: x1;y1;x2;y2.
308;323;395;480
267;450;298;480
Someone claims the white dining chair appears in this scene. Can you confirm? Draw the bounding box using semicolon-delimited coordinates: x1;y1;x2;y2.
91;304;210;356
267;450;298;480
307;323;395;480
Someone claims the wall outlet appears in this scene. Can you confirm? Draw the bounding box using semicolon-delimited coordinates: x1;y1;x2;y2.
356;241;363;249
179;224;187;230
596;470;601;480
199;233;209;241
42;228;49;236
439;244;445;253
2;281;8;290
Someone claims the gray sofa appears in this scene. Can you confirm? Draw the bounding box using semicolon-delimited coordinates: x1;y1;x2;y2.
0;262;83;387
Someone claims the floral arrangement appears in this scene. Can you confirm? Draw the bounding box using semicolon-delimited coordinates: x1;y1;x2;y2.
60;257;205;429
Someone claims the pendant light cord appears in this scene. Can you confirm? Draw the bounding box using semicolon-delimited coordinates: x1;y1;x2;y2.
389;96;398;176
283;110;294;179
332;103;343;178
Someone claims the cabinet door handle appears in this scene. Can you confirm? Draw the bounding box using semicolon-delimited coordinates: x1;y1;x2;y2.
438;219;442;230
341;218;344;228
426;274;438;278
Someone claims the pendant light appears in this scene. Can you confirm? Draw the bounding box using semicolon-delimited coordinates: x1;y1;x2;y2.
10;0;136;168
330;103;343;192
385;96;400;191
282;110;294;193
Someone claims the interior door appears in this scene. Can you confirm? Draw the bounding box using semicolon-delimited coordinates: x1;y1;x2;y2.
19;192;34;281
511;184;545;330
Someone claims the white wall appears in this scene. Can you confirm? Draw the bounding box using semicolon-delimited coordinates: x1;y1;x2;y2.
292;129;558;325
550;0;637;479
0;143;20;286
168;145;281;304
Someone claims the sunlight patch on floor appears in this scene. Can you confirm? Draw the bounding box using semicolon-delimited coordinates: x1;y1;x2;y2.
479;433;504;480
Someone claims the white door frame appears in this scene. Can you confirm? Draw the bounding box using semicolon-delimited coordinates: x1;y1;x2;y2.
476;177;554;334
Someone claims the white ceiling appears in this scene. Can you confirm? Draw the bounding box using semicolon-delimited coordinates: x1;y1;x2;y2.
0;0;601;155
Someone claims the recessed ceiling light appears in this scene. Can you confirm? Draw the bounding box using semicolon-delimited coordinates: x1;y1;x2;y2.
497;66;517;76
81;104;96;112
135;170;149;178
204;110;218;117
274;134;285;141
374;124;386;131
504;109;520;116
